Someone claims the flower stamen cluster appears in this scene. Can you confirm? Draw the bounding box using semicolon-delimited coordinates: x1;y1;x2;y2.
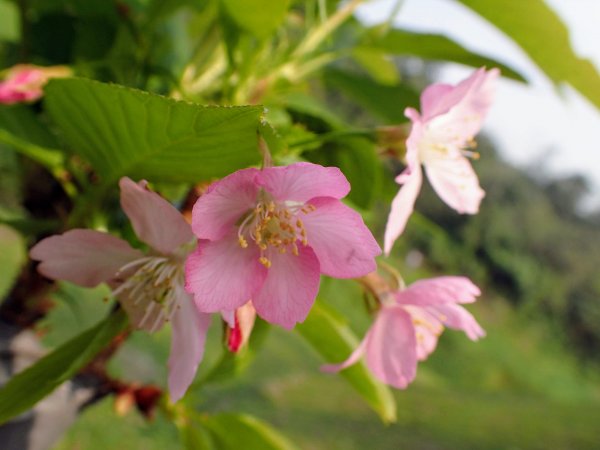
237;196;316;268
112;255;184;332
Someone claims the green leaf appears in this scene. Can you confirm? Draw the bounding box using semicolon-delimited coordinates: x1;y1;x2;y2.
306;135;381;209
323;68;419;123
296;301;397;423
0;129;65;171
282;92;346;129
364;28;526;82
178;417;217;450
199;318;270;386
352;47;400;85
457;0;600;109
220;0;290;38
259;119;286;156
0;105;65;171
44;78;264;185
204;413;299;450
0;105;61;149
0;225;25;300
0;0;19;42
0;308;129;424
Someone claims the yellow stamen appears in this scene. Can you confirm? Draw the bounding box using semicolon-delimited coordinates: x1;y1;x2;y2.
259;256;272;268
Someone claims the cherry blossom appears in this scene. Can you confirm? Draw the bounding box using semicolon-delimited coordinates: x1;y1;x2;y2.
384;67;499;254
186;162;381;329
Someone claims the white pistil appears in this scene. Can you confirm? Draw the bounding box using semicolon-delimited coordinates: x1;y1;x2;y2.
112;255;184;332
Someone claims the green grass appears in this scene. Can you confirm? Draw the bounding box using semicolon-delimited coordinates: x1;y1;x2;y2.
55;296;600;450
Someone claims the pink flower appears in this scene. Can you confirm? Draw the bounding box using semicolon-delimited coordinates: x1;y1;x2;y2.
30;177;208;402
384;67;499;254
0;64;71;104
323;276;485;388
185;162;381;329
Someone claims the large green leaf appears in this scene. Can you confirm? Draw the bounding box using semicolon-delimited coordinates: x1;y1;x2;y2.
0;308;128;424
44;78;263;185
220;0;290;38
0;225;25;300
457;0;600;109
296;301;397;423
363;28;525;82
204;413;299;450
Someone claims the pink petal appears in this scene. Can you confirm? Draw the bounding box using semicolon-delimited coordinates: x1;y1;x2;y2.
396;276;481;307
30;229;142;287
301;197;380;278
425;156;485;214
419;83;454;120
252;244;320;329
119;177;193;255
423;68;499;145
383;165;423;254
399;117;424;177
221;310;236;328
421;68;498;125
429;304;485;341
191;168;260;241
404;306;443;361
256;162;350;203
364;307;418;389
185;236;267;312
0;68;44;104
168;295;212;402
321;340;367;373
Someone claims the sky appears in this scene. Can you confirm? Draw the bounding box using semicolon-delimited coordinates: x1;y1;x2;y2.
356;0;600;210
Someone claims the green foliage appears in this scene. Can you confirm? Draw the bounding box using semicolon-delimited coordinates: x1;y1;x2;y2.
362;28;526;82
0;0;19;42
458;0;600;109
200;318;270;385
323;67;419;123
44;78;264;186
296;301;397;424
0;224;25;299
221;0;291;38
202;413;299;450
0;308;128;424
308;135;382;209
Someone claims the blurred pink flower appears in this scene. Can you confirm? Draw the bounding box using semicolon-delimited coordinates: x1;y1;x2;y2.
30;177;207;402
323;276;485;389
186;162;381;329
384;67;499;254
0;64;71;104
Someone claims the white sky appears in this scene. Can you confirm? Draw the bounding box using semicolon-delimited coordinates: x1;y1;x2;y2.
357;0;600;210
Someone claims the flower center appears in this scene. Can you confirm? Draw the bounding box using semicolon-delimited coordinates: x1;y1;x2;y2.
237;197;316;268
112;255;185;332
419;124;480;165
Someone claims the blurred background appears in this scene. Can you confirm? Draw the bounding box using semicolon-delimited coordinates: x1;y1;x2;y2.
1;0;599;449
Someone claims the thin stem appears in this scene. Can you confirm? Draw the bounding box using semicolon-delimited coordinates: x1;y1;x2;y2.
292;0;364;59
380;0;405;36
